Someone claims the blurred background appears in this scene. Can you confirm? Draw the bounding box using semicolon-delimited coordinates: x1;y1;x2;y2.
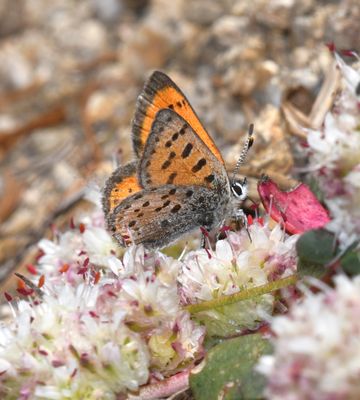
0;0;359;288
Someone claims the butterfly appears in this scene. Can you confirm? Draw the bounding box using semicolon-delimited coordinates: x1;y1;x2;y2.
102;71;253;249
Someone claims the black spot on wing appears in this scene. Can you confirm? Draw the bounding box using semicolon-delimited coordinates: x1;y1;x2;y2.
171;204;181;213
179;124;187;135
181;143;193;158
167;172;177;184
204;174;215;183
192;158;207;173
162;160;171;170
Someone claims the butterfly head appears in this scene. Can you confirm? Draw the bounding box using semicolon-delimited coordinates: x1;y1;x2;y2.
231;177;248;201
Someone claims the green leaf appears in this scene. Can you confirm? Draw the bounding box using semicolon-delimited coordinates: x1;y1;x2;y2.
296;229;338;277
296;229;337;264
203;335;224;351
340;242;360;276
307;176;325;204
296;260;327;278
190;333;272;400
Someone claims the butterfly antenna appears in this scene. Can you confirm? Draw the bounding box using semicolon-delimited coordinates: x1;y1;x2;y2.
232;123;254;182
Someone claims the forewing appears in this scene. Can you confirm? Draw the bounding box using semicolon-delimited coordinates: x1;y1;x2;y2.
102;161;142;216
107;185;220;249
139;109;228;190
132;71;224;164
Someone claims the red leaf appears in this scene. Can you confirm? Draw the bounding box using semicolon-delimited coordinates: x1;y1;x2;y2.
257;176;330;234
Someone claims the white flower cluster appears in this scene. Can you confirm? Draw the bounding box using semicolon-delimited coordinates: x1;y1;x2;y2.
0;282;150;399
258;275;360;400
37;204;122;279
178;221;298;336
307;55;360;249
0;192;205;399
0;190;300;398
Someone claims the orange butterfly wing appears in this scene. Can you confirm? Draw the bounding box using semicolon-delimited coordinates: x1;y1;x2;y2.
102;161;142;216
139;109;228;189
132;71;224;164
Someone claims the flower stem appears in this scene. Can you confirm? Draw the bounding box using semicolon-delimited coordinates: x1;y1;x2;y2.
184;275;298;314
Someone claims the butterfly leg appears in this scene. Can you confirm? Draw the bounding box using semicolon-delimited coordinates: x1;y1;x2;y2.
233;208;252;242
234;208;247;227
200;227;211;249
200;231;206;249
215;219;228;241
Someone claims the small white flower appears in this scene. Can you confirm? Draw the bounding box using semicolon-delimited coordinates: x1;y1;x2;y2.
148;311;205;374
258;275;360;399
0;279;150;399
37;191;121;280
178;221;298;336
307;55;360;250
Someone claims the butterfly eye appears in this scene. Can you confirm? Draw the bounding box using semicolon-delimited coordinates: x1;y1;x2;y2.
231;179;247;201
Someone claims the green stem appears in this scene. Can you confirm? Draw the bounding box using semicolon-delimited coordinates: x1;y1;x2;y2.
184;274;298;314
